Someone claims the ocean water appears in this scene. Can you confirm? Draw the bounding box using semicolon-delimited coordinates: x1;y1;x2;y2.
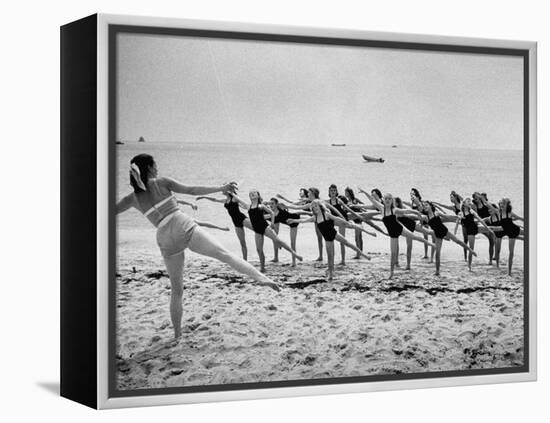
116;142;524;265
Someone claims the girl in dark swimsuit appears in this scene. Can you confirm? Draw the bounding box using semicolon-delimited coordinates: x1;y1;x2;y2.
196;192;251;259
496;198;524;276
421;201;477;276
279;187;327;262
406;188;436;262
394;197;434;270
454;198;494;271
288;200;372;281
433;190;467;260
327;184;350;266
268;197;310;267
472;192;498;265
363;191;435;279
344;187;365;259
232;190;303;272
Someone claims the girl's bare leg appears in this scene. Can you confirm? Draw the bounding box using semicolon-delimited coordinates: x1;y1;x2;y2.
479;228;495;264
290;227;298;266
163;252;186;338
495;238;502;268
326;241;335;281
395;237;400;267
429;233;436;263
389;238;398;279
338;225;346;265
334;233;371;260
461;225;468;261
271;223;280;263
467;235;475;271
434;238;443;276
264;227;303;261
445;232;477;257
187;226;279;290
401;227;436;248
422;232;429;259
315;225;324;261
255;233;266;272
508;238;516;276
194;220;230;232
405;237;413;270
353;227;363;259
234;226;247;260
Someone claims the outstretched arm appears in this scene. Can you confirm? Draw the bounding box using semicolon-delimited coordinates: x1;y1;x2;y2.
229;193;250;209
116;194;135;215
432;201;455;212
164;177;237;196
287;216;314;225
359;188;384;212
511;212;524;222
177;199;198;211
473;211;493;234
195;196;225;203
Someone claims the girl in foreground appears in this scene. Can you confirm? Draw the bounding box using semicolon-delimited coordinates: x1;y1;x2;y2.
344;187;365;259
495;198;524;275
362;190;435;279
116;154;279;338
421;201;477;276
454;198;494;271
433;191;467;260
288;200;373;281
196;192;251;259
231;190;303;272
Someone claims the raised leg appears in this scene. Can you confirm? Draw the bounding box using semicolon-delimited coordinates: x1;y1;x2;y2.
334;233;371;260
401;227;435;248
187;226;278;290
264;227;303;261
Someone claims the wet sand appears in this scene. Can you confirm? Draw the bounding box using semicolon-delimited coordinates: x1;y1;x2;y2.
115;253;524;390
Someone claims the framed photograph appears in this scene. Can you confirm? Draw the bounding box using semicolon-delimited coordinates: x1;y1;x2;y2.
60;14;537;409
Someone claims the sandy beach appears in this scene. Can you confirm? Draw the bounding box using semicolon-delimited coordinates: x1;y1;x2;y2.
115;252;524;390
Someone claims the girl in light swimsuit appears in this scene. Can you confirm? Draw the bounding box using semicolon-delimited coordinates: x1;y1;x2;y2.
195;192;251;259
268;198;310;267
495;198;524;276
453;198;494;271
231;190;303;272
362;190;435;279
116;154;279;338
421;201;477;276
288;200;372;281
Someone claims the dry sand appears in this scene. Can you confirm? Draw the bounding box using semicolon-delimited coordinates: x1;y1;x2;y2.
115;253;524;390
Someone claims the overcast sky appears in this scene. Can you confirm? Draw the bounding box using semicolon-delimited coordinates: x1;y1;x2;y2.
117;33;523;150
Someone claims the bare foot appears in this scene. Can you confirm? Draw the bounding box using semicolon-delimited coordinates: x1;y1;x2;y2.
434;271;440;276
353;255;361;260
295;254;303;262
315;256;323;262
260;267;266;273
270;258;279;263
405;266;411;270
258;280;281;292
338;261;346;266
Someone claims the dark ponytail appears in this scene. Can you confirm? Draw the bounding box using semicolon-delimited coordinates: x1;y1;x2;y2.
129;154;155;193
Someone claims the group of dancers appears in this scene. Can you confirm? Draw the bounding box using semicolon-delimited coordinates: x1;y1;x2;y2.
117;154;524;338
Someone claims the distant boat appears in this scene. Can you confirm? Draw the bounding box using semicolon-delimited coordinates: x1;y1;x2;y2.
391;145;398;148
138;136;146;143
362;154;385;163
331;143;346;147
115;140;124;145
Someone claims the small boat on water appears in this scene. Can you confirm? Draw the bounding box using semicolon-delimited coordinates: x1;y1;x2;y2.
391;145;398;148
331;143;346;147
362;154;385;163
138;136;146;143
116;140;124;145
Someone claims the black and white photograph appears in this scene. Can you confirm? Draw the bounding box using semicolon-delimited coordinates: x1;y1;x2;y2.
112;27;528;393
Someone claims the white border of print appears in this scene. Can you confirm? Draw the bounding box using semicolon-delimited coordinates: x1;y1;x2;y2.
96;13;537;409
